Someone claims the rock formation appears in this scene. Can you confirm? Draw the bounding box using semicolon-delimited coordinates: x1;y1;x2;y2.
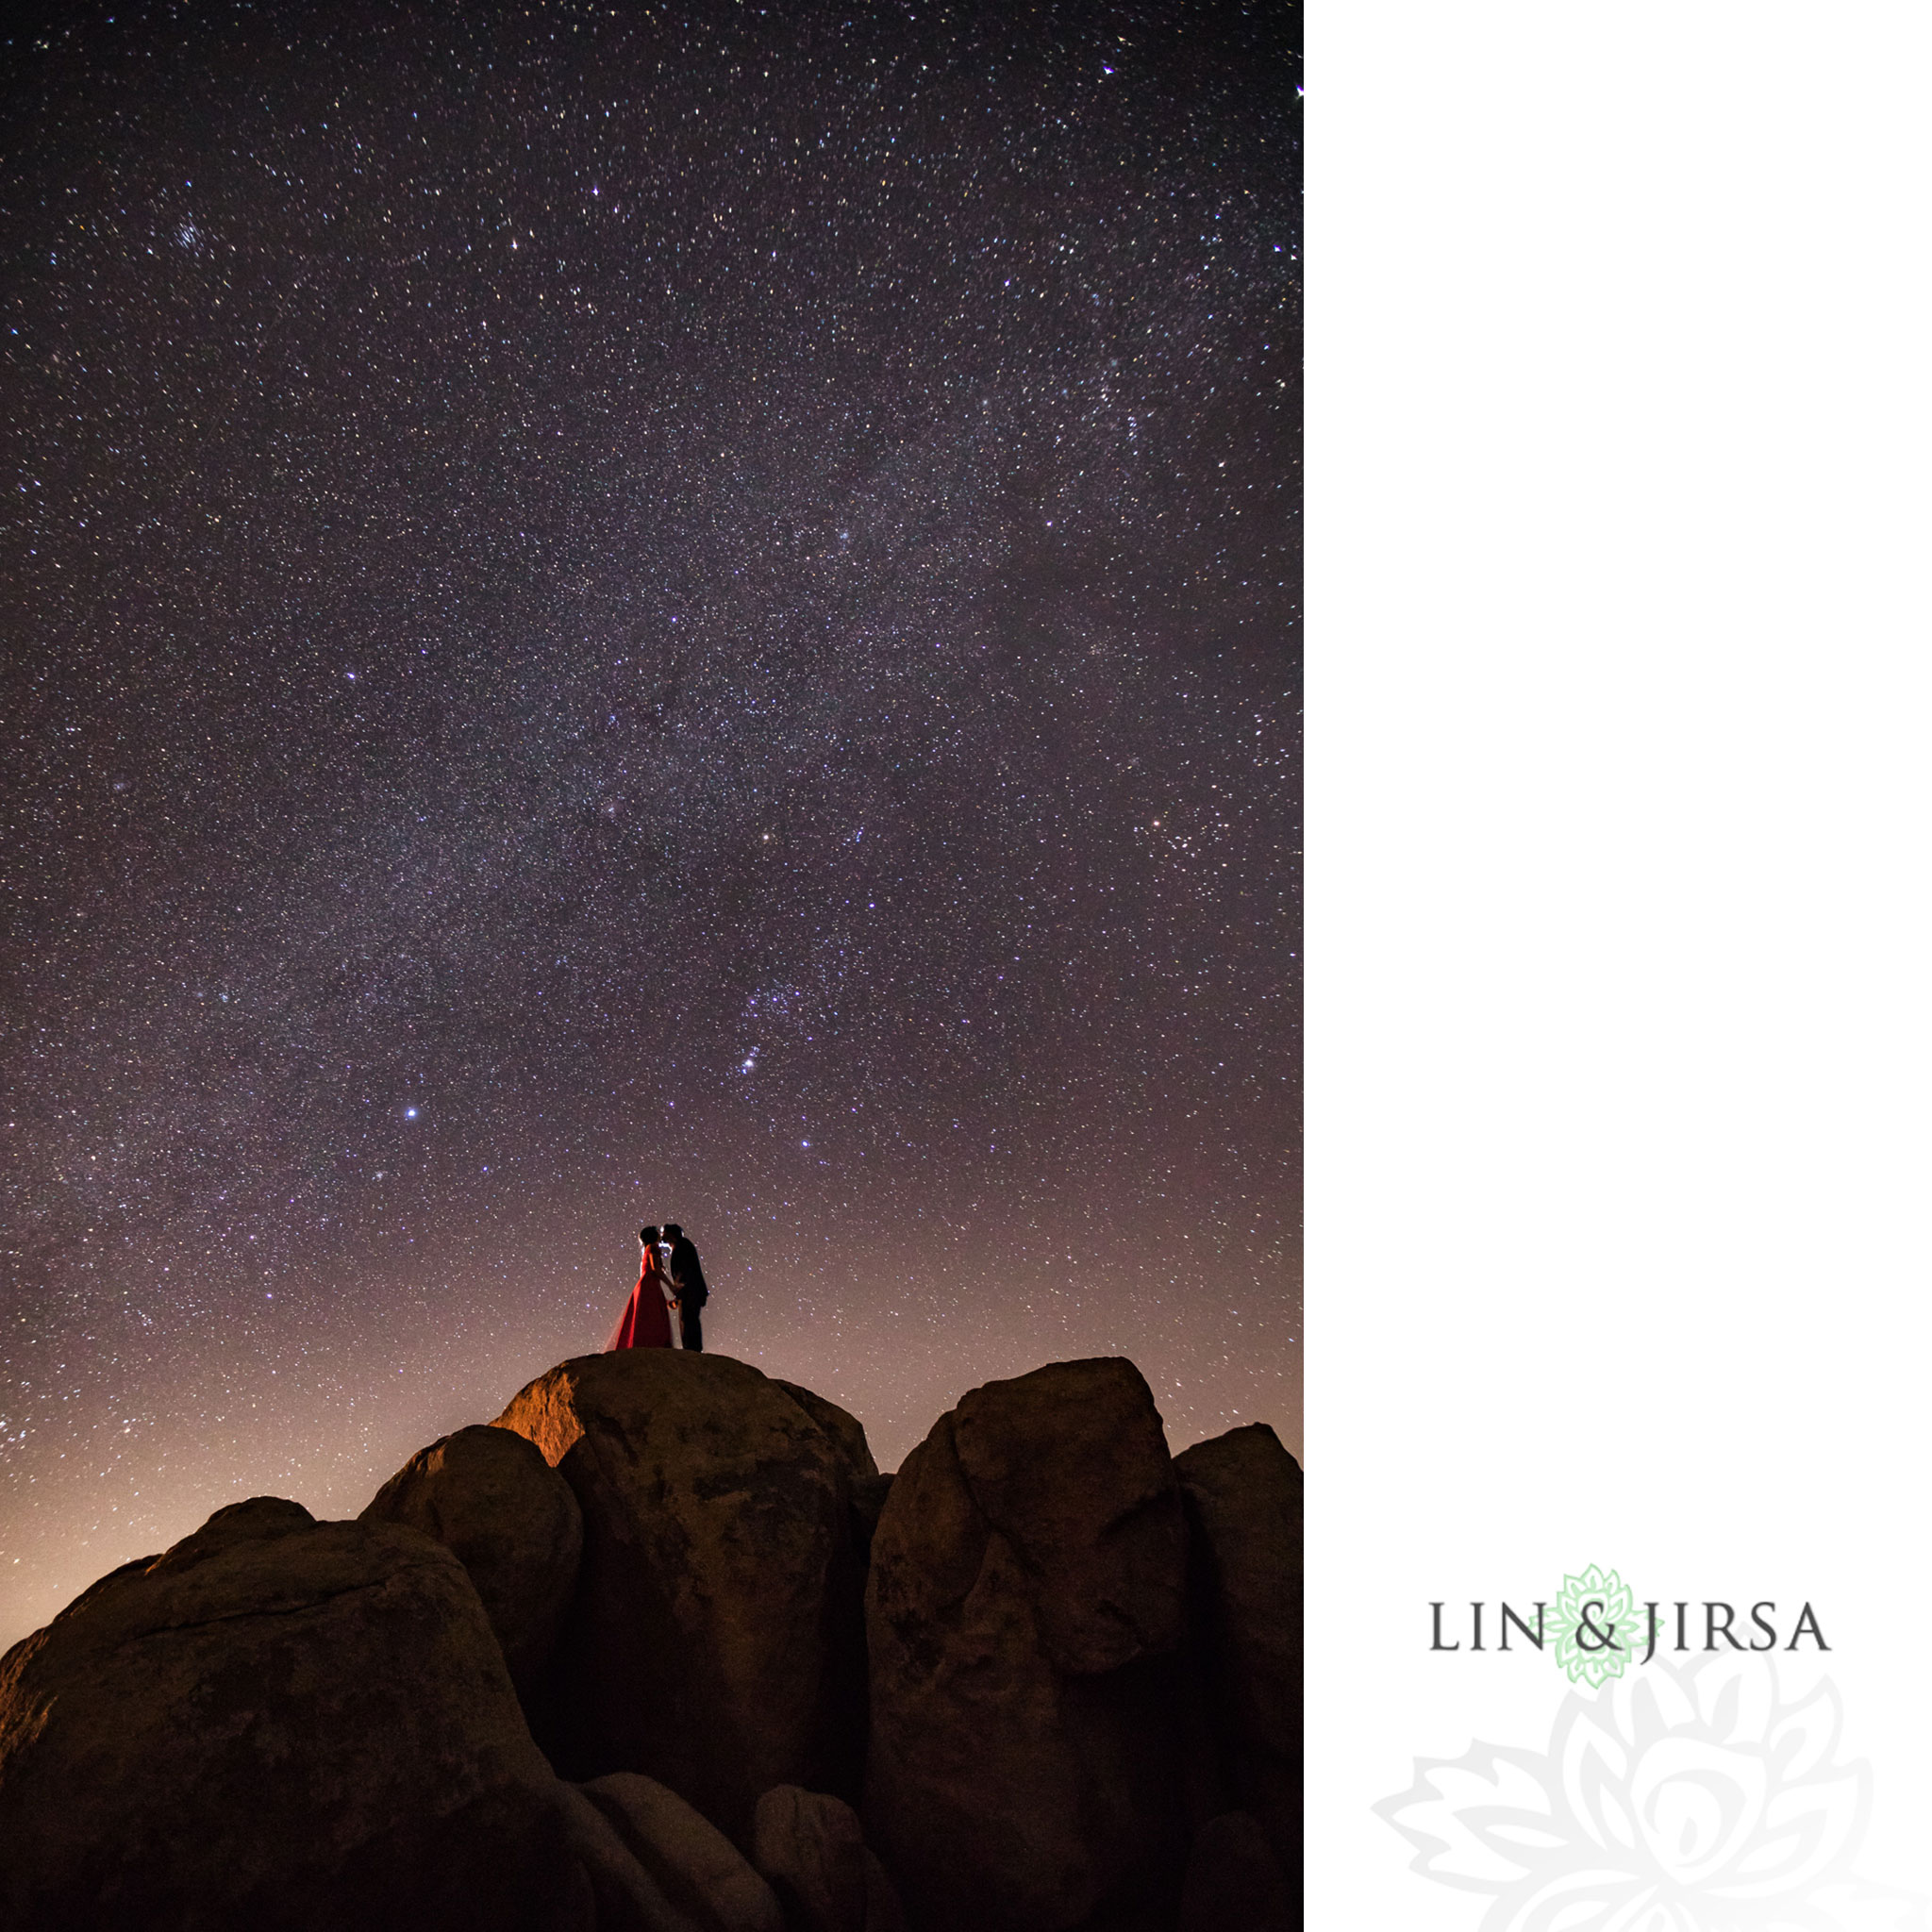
1174;1422;1304;1889
580;1774;785;1932
1176;1810;1297;1932
773;1380;879;1483
493;1350;868;1836
750;1784;907;1932
862;1357;1193;1932
0;1498;583;1929
0;1350;1300;1931
361;1421;583;1709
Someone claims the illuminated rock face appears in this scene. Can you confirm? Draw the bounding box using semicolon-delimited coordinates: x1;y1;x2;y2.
0;1354;1301;1932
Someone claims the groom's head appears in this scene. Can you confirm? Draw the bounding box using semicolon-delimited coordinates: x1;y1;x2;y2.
663;1223;684;1242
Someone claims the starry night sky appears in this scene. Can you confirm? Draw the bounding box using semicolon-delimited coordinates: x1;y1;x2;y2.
1;0;1299;1649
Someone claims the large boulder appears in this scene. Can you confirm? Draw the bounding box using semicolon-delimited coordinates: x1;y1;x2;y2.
849;1473;894;1541
555;1781;703;1932
1174;1424;1302;1890
361;1423;583;1706
858;1857;908;1932
773;1382;879;1484
862;1357;1191;1932
751;1785;865;1932
773;1383;889;1558
494;1351;867;1838
0;1497;589;1931
581;1774;785;1932
750;1786;905;1932
1177;1811;1296;1932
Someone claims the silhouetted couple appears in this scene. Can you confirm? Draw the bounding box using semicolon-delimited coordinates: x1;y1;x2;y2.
605;1223;709;1353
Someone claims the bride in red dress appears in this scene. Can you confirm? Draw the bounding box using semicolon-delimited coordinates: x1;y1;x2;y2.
605;1225;677;1350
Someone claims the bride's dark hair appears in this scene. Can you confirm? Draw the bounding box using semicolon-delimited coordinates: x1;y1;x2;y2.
640;1224;661;1245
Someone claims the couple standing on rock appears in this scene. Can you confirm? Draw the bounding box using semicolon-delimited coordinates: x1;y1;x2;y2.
605;1224;709;1354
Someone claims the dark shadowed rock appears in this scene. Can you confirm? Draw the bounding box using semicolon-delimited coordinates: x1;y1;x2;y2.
849;1473;894;1541
950;1356;1187;1674
555;1781;702;1932
859;1851;908;1932
148;1493;313;1573
582;1774;785;1932
773;1384;887;1563
1177;1811;1295;1932
0;1498;588;1931
751;1785;904;1932
361;1423;583;1706
863;1357;1191;1932
1174;1424;1302;1894
751;1785;862;1932
774;1381;880;1484
495;1350;866;1838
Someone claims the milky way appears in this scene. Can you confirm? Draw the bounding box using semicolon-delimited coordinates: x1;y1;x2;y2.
0;1;1300;1646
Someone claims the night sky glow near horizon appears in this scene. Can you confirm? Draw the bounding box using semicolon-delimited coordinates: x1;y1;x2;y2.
1;1;1300;1651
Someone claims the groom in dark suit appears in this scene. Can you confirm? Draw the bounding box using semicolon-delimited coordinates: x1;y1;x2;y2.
663;1223;709;1352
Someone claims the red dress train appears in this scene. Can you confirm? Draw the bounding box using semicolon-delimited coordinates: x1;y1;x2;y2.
605;1252;675;1350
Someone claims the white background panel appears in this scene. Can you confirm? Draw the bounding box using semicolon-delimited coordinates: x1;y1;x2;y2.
1308;5;1932;1922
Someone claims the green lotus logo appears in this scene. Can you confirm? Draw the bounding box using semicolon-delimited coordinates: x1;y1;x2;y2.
1551;1563;1640;1687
